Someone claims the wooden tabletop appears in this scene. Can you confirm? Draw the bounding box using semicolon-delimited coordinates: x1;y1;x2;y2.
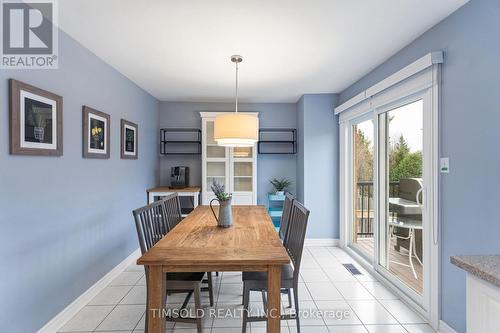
137;205;289;268
147;186;201;193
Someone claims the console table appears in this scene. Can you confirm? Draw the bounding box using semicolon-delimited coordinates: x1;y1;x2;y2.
146;186;201;217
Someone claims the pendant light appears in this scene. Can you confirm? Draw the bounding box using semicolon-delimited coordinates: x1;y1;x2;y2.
214;55;259;147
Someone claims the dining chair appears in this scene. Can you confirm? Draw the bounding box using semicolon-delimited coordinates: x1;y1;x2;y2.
161;193;214;306
133;200;207;333
241;199;310;333
278;192;294;243
162;193;183;231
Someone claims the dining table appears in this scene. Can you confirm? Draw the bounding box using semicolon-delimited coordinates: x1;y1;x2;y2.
137;205;290;333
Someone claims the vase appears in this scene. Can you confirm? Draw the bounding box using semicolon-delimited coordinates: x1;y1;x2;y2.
209;197;233;228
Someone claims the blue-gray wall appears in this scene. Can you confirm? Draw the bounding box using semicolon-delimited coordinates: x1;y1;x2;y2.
296;94;339;239
339;0;500;331
0;32;159;332
159;102;297;205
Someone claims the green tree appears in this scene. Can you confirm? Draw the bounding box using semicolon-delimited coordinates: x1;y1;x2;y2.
354;128;373;182
389;135;422;181
391;151;422;181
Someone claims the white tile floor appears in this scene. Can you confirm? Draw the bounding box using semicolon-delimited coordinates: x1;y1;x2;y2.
58;247;435;333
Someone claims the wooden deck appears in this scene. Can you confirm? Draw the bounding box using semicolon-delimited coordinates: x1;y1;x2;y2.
355;237;423;294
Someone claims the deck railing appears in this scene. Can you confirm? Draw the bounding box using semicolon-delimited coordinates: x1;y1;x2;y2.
355;181;399;237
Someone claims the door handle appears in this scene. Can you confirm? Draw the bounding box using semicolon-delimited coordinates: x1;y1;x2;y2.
417;187;439;245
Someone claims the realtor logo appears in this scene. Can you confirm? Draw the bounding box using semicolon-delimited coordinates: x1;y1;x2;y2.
1;0;58;68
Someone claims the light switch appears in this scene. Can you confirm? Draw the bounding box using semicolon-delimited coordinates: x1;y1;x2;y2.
440;157;450;173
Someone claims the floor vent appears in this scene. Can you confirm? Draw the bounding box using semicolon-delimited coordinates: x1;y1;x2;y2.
343;263;362;275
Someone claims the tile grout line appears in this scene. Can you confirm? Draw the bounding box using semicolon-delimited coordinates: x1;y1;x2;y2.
89;272;144;333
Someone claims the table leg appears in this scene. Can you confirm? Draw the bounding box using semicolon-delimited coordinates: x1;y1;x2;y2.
147;265;165;333
193;193;199;208
267;265;281;333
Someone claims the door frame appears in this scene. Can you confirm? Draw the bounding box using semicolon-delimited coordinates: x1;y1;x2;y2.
339;64;440;329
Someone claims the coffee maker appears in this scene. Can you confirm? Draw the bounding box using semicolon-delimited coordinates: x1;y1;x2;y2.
170;166;189;189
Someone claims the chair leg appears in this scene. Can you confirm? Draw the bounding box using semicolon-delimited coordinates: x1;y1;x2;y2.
242;283;250;333
293;284;300;333
207;272;214;306
181;290;194;309
194;284;203;333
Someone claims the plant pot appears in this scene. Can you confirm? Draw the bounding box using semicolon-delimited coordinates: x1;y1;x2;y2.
34;126;45;142
275;191;285;196
209;197;233;228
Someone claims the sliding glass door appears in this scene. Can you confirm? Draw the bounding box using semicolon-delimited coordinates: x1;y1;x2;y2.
344;91;435;314
377;99;425;298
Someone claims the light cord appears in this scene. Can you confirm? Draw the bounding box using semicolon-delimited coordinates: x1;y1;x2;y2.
235;60;239;113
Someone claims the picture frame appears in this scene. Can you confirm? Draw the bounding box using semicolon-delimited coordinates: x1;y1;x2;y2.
82;106;110;159
120;119;138;159
9;79;63;156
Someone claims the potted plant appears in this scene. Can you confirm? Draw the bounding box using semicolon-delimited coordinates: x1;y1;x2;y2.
210;180;233;228
270;178;292;196
28;107;47;142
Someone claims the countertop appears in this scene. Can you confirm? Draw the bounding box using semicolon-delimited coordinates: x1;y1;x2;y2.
451;255;500;288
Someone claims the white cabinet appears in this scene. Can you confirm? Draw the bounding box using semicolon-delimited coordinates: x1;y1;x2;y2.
200;112;258;205
467;274;500;333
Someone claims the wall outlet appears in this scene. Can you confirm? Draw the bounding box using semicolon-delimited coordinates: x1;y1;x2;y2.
440;157;450;173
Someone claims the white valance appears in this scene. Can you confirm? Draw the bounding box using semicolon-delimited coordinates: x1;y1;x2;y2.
336;52;443;123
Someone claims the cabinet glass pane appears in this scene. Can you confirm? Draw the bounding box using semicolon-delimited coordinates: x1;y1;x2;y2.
234;162;252;177
206;121;216;145
234;178;252;191
207;162;225;177
207;177;225;191
233;147;253;158
207;145;225;158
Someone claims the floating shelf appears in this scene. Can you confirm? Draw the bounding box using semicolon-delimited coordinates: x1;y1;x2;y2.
160;128;202;155
258;128;297;154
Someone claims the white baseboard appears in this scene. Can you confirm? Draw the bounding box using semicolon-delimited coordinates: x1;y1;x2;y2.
38;248;141;333
439;320;458;333
304;238;339;247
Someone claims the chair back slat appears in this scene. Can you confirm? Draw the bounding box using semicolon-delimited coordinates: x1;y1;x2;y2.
162;193;183;231
279;193;294;243
132;200;169;255
286;200;310;280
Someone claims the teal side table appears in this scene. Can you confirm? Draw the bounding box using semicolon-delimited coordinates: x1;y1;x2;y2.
268;193;286;231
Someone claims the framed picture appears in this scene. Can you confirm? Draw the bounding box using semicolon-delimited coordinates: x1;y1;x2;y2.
9;79;63;156
121;119;138;159
82;106;110;159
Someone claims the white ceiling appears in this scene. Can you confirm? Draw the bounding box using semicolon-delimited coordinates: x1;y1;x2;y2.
58;0;468;103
